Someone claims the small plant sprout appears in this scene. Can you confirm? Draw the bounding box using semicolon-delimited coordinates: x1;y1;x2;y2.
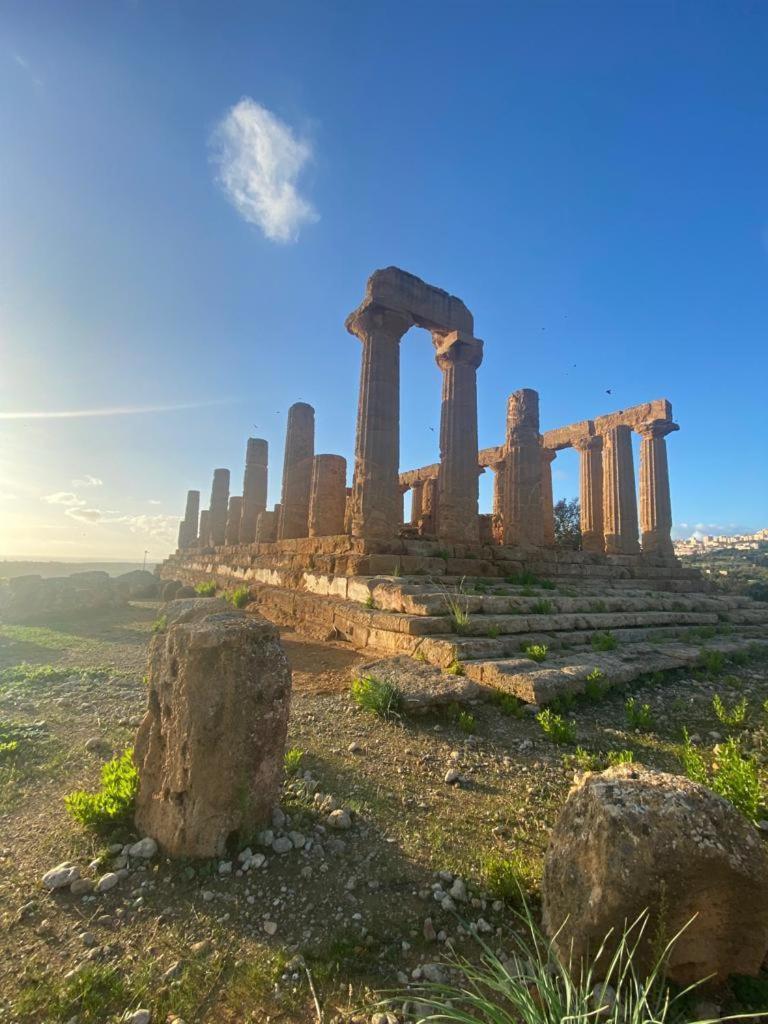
607;748;635;766
712;693;748;728
195;580;217;597
481;849;539;903
150;614;168;634
530;599;553;615
625;697;654;731
591;630;617;652
350;675;402;720
364;593;375;609
456;710;476;735
583;667;607;701
525;644;548;663
227;586;250;608
284;747;304;775
536;708;576;745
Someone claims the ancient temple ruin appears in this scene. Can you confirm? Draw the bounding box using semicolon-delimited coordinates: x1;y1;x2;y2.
162;267;766;701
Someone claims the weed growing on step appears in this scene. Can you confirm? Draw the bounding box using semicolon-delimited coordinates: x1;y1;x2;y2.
456;710;476;735
226;586;250;608
525;644;548;663
490;691;525;718
480;849;539;903
589;599;608;613
565;746;635;773
536;708;576;745
194;581;217;597
436;578;472;635
712;693;748;729
151;614;168;634
446;661;465;676
284;747;304;775
530;599;553;615
680;731;763;822
591;631;617;652
350;675;402;720
539;579;556;590
391;562;402;578
698;648;726;675
64;747;138;833
625;697;654;731
486;624;500;638
505;571;539;587
364;594;375;609
583;668;608;701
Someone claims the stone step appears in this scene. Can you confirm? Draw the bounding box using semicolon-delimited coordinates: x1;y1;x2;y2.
401;609;721;637
460;637;768;705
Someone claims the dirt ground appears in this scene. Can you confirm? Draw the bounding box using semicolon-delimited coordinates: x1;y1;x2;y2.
1;600;767;1022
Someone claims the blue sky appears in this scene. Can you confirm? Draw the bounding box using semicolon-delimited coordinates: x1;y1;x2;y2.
1;0;766;559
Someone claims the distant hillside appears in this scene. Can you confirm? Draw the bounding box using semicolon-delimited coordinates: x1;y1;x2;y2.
0;560;155;580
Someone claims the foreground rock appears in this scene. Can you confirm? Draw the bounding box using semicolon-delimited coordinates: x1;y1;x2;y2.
134;600;291;857
542;763;768;985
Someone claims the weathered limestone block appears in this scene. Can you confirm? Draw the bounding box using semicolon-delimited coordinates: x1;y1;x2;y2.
638;419;678;557
255;509;279;543
308;455;347;537
501;389;544;547
240;438;268;544
134;602;291;858
602;425;639;555
278;403;315;540
542;764;768;984
208;469;230;548
225;496;243;546
434;331;483;543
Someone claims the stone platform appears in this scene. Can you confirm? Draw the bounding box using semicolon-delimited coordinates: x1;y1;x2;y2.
159;539;768;705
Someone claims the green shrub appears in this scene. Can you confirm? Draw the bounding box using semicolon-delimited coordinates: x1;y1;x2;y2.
712;693;748;728
525;644;548;663
699;648;725;674
490;692;525;718
625;697;654;731
64;748;138;833
456;710;476;735
591;631;617;652
284;747;304;775
195;581;217;597
350;675;402;719
0;739;19;760
227;586;250;608
679;731;763;822
536;708;576;745
150;614;167;634
583;668;607;701
530;599;553;615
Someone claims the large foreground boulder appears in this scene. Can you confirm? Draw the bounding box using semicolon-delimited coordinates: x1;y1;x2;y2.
542;763;768;985
0;571;124;622
114;569;160;599
133;601;291;858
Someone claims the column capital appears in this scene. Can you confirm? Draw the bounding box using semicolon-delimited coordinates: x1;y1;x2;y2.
636;419;680;440
345;301;412;345
574;434;603;453
433;330;484;372
541;447;557;464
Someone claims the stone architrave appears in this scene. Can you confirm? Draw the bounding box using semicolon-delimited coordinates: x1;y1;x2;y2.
178;490;200;549
240;438;268;544
208;469;230;548
225;496;243;546
308;455;347;537
256;509;279;543
638;419;678;557
602;425;640;555
410;481;424;526
575;435;604;554
198;510;211;548
278;403;315;540
501;389;544;547
541;449;556;547
434;331;483;542
133;601;291;858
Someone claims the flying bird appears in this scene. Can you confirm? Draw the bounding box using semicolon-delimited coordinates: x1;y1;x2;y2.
605;389;612;395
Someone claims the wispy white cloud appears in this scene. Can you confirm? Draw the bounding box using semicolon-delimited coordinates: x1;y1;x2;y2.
147;499;161;505
43;491;86;507
0;399;232;421
64;507;177;540
211;98;318;243
11;51;43;88
72;475;103;488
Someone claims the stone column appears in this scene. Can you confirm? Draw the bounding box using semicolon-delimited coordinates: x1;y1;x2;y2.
347;304;412;539
638;419;678;557
491;460;505;543
602;425;640;555
278;403;315;540
255;509;279;543
225;496;243;546
434;331;483;543
410;482;424;526
208;469;230;547
541;449;556;547
501;389;544;547
198;510;211;548
421;476;439;536
240;438;268;544
575;436;604;553
178;489;200;549
308;455;347;537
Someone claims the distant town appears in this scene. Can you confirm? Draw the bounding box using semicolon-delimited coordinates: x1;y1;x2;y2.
673;527;768;557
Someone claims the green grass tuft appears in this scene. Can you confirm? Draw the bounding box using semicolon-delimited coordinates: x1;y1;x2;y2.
64;747;138;833
350;675;402;719
284;747;304;775
625;697;654;731
525;643;548;663
536;708;576;745
591;630;617;652
679;730;763;822
226;586;250;608
712;693;748;728
194;580;217;597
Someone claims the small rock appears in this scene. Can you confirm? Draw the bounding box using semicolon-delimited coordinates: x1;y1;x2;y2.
444;768;461;785
190;939;211;955
42;862;80;890
449;878;467;902
289;831;306;849
80;930;97;946
421;963;448;985
272;807;286;830
272;836;293;855
423;917;437;941
263;920;278;936
124;1010;151;1024
348;741;363;753
70;878;95;897
96;873;120;893
591;983;617;1017
327;809;352;830
201;890;215;903
162;961;183;982
128;837;157;859
218;861;232;875
85;736;106;752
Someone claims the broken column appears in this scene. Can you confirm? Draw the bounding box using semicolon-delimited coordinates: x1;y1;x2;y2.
256;508;279;543
198;510;211;548
278;403;315;540
602;425;640;555
575;435;605;553
178;490;200;549
541;449;556;547
208;469;230;548
434;331;483;542
225;496;243;546
308;455;347;537
638;419;678;557
133;601;291;858
501;389;544;547
240;438;268;544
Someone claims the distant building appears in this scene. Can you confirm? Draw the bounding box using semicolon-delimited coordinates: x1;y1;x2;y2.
673;528;767;557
